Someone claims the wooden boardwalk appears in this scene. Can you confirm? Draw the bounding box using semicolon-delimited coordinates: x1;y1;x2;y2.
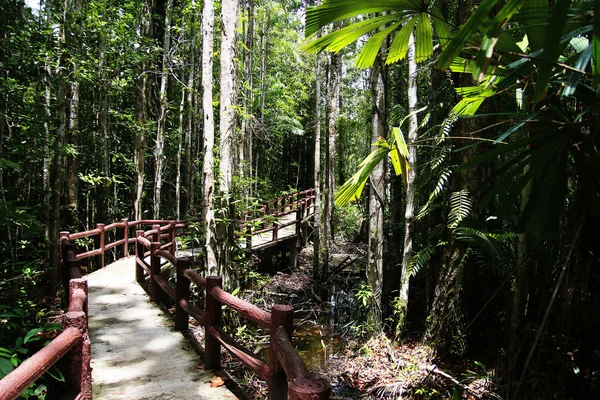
87;258;237;400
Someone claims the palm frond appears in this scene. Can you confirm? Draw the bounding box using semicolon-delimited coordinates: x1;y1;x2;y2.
406;244;438;277
417;167;452;220
448;190;472;229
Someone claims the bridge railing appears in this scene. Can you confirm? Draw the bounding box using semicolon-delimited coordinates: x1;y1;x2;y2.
0;245;92;400
136;233;330;399
241;189;317;250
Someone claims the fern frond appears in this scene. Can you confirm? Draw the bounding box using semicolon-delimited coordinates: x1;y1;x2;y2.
406;244;439;278
448;190;472;229
417;168;453;220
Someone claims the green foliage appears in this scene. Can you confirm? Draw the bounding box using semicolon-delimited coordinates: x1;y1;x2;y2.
304;0;449;68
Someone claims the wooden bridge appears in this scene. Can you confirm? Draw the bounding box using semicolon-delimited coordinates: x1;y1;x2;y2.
0;191;329;400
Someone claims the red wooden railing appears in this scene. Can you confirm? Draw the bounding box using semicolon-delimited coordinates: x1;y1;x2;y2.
1;190;326;399
136;218;330;399
241;189;317;250
0;245;92;400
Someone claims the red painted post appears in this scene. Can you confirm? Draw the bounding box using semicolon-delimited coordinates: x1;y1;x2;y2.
60;233;73;299
94;223;105;271
175;258;190;331
62;309;92;400
150;241;161;304
269;304;294;399
152;224;160;244
135;230;145;284
121;218;129;257
169;219;176;256
205;276;222;370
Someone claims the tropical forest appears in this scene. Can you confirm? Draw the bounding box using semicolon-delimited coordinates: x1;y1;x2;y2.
1;0;599;398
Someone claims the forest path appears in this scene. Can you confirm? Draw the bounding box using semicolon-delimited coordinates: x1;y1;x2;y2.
86;257;237;400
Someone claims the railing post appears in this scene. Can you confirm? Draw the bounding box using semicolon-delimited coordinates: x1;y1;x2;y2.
205;276;222;370
273;219;279;242
62;294;92;400
60;232;72;299
169;219;176;256
269;304;294;400
135;230;145;284
94;223;105;270
175;257;190;331
121;218;129;257
150;241;161;304
152;224;160;244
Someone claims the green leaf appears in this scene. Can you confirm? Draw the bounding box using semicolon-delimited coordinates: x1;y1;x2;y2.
562;44;592;97
335;146;389;206
24;328;43;344
386;16;418;64
303;15;397;54
448;190;472;229
474;0;526;80
431;7;451;51
356;21;402;68
522;0;548;51
533;0;572;102
438;0;501;70
391;127;410;186
305;0;418;37
0;358;14;377
415;12;432;62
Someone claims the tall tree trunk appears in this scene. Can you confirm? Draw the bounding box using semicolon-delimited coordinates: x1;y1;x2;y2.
313;19;322;281
218;0;239;283
367;60;386;327
240;0;254;192
323;40;341;277
153;0;174;218
42;0;53;239
66;79;79;226
182;4;196;217
50;0;75;274
134;0;153;221
96;43;109;224
255;3;271;184
398;33;418;330
175;84;185;220
202;0;218;274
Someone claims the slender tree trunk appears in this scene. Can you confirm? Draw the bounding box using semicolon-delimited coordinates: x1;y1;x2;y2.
323;40;341;276
256;3;271;184
134;0;152;221
153;0;174;218
367;60;386;327
50;0;74;274
202;0;218;274
398;33;418;330
66;79;79;226
182;5;196;217
313;21;322;281
175;84;185;220
217;0;239;283
42;0;53;238
240;0;254;191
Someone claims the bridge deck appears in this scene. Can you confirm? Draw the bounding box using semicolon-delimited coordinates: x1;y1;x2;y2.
87;257;237;399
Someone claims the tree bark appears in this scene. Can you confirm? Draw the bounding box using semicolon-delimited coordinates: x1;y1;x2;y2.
323;39;341;276
202;0;218;274
182;6;196;217
153;0;174;218
240;0;254;192
134;0;153;221
367;61;386;328
398;33;418;330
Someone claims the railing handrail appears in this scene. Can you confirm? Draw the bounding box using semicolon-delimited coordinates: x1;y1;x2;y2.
135;219;330;399
0;252;92;400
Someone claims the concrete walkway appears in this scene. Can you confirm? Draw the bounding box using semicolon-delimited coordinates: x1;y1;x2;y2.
87;257;237;399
